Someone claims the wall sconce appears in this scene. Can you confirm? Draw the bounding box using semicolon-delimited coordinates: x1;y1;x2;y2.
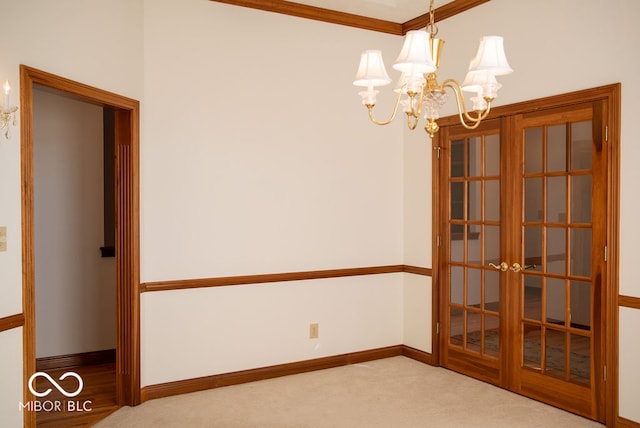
1;80;18;139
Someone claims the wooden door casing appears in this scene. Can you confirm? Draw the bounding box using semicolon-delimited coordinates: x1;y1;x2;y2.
20;65;141;428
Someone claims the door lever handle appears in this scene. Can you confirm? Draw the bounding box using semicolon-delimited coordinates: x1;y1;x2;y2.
509;263;536;273
488;262;508;272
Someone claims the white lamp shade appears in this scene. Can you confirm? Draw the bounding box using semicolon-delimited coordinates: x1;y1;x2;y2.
462;68;502;100
468;36;513;76
462;68;501;93
354;50;392;87
393;30;436;75
394;72;408;94
394;71;426;94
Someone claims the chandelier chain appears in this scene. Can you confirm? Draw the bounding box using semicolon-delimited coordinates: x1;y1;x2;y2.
427;0;438;36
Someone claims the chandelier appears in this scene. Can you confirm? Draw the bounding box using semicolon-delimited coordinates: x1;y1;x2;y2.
353;0;513;138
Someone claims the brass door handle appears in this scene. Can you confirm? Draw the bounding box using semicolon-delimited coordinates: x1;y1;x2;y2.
509;263;536;273
489;262;508;272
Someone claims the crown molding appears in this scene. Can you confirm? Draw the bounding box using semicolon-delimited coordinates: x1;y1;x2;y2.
210;0;490;35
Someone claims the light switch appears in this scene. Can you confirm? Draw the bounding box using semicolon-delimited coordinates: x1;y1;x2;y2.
309;323;319;339
0;226;6;252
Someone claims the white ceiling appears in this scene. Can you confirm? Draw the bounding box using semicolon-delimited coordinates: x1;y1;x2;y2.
286;0;451;23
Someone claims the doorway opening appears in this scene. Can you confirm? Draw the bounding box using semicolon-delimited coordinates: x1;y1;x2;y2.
432;84;620;424
21;65;140;428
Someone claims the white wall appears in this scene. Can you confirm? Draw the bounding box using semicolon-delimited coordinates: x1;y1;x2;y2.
139;0;406;386
0;329;23;428
403;274;432;352
2;0;639;425
403;127;432;352
619;307;640;422
141;0;403;281
1;0;143;421
33;88;116;358
141;274;403;385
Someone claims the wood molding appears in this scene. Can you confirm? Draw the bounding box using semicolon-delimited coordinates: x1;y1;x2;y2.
210;0;402;35
403;265;433;276
114;105;142;407
605;83;621;427
402;345;435;365
140;265;434;293
402;0;490;32
141;345;404;402
140;265;403;292
0;313;25;333
210;0;489;35
438;84;622;129
20;65;37;428
36;349;116;371
617;416;640;428
619;295;640;310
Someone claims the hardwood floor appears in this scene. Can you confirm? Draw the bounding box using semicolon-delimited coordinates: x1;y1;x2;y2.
35;363;119;427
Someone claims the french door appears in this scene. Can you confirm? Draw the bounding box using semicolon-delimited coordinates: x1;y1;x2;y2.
437;99;608;422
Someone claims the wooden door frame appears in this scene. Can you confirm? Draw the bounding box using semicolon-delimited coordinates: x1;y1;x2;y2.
432;84;620;425
20;65;141;427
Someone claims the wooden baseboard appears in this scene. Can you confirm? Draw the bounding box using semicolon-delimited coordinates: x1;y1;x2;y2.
618;416;640;428
36;348;116;371
141;345;405;402
402;345;435;365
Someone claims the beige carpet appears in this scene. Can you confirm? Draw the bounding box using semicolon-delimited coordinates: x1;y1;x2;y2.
95;356;603;427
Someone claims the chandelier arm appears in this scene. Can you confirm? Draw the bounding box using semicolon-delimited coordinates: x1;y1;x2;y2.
366;87;405;126
441;79;492;128
476;102;492;121
407;113;419;130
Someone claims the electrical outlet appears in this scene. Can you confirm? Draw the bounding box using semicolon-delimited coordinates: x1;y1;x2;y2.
0;227;6;252
309;323;319;339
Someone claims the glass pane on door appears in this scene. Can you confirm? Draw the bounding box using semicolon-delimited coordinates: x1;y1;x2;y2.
448;132;501;359
521;121;593;385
